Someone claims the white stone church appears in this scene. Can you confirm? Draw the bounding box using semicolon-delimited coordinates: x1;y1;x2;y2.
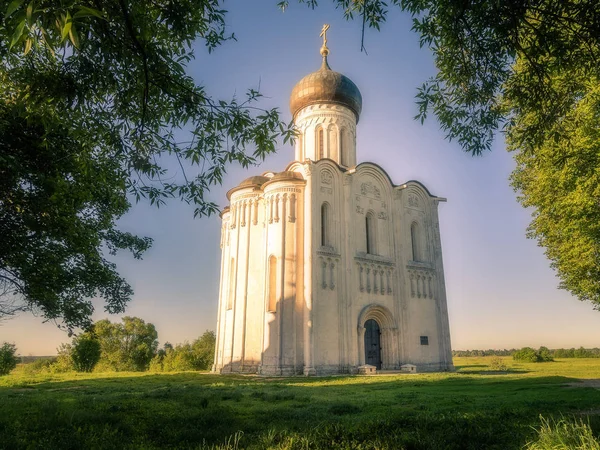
212;29;453;375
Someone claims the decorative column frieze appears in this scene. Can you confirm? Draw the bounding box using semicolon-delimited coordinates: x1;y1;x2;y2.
355;260;395;295
407;266;436;299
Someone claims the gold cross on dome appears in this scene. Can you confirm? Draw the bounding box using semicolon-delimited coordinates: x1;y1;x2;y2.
320;24;330;46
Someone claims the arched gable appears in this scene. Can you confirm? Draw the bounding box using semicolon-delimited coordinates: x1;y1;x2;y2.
353;163;394;200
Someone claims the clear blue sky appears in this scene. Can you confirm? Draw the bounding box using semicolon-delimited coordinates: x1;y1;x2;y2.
2;1;599;355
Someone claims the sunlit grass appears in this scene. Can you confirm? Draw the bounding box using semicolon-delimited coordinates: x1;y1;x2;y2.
0;357;598;449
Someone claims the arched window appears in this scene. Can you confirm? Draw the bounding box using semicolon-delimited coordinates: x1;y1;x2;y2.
267;255;277;312
321;203;330;247
328;125;337;161
340;127;347;166
227;258;235;310
411;222;420;261
366;212;376;254
316;126;324;159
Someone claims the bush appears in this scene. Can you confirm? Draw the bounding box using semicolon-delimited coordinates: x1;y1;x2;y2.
513;347;554;363
20;358;56;375
537;346;553;362
72;334;101;372
513;347;540;362
489;356;508;371
0;342;19;375
53;343;75;372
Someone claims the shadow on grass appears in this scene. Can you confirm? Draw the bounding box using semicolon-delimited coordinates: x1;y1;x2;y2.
1;372;600;449
457;369;531;375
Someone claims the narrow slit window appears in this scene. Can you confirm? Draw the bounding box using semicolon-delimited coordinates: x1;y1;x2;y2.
227;258;235;310
411;222;420;261
317;127;324;159
366;213;375;254
340;128;347;166
267;256;277;312
321;203;329;247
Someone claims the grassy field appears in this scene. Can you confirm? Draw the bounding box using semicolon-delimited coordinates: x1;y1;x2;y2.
0;357;599;449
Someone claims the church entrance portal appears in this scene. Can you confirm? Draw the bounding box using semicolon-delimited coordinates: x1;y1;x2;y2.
364;319;382;369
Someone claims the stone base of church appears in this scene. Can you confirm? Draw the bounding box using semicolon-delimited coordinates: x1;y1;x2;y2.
213;360;454;376
303;367;317;376
258;365;303;376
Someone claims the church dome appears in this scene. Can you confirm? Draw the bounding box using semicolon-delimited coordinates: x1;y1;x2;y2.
290;57;362;121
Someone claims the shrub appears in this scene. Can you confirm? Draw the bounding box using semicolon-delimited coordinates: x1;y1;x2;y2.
513;347;540;362
148;354;164;372
525;415;600;449
52;343;75;372
71;334;101;372
21;358;56;375
537;347;554;362
489;356;508;371
513;347;554;363
0;342;19;375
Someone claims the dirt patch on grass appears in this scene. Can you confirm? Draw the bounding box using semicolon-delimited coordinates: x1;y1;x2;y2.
567;379;600;389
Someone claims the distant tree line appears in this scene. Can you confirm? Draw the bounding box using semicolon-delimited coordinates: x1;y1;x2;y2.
453;347;600;358
0;317;215;376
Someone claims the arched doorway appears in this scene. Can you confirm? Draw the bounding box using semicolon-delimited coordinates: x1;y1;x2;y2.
364;319;382;369
357;304;398;370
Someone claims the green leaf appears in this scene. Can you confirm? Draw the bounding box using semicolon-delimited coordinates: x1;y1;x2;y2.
9;19;26;49
5;0;22;18
69;25;79;48
73;5;104;20
60;13;73;42
23;37;32;54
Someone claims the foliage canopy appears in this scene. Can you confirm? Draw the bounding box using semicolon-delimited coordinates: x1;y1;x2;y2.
71;332;101;372
0;1;293;330
0;342;19;375
150;330;216;372
282;0;600;308
94;316;158;371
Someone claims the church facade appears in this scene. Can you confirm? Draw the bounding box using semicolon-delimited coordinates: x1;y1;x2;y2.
212;31;453;375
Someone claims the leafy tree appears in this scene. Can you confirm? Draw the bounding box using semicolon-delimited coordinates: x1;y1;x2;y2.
0;1;294;331
95;316;158;371
71;333;101;372
513;347;540;362
282;0;600;309
192;330;216;370
513;346;553;362
0;342;19;375
574;347;592;358
53;343;75;372
150;330;215;372
537;346;553;362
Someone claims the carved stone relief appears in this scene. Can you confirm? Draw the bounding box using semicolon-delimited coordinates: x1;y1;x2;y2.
408;194;420;208
361;182;381;199
321;171;333;185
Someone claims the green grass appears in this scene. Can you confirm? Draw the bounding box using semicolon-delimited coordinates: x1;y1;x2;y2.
0;357;599;449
